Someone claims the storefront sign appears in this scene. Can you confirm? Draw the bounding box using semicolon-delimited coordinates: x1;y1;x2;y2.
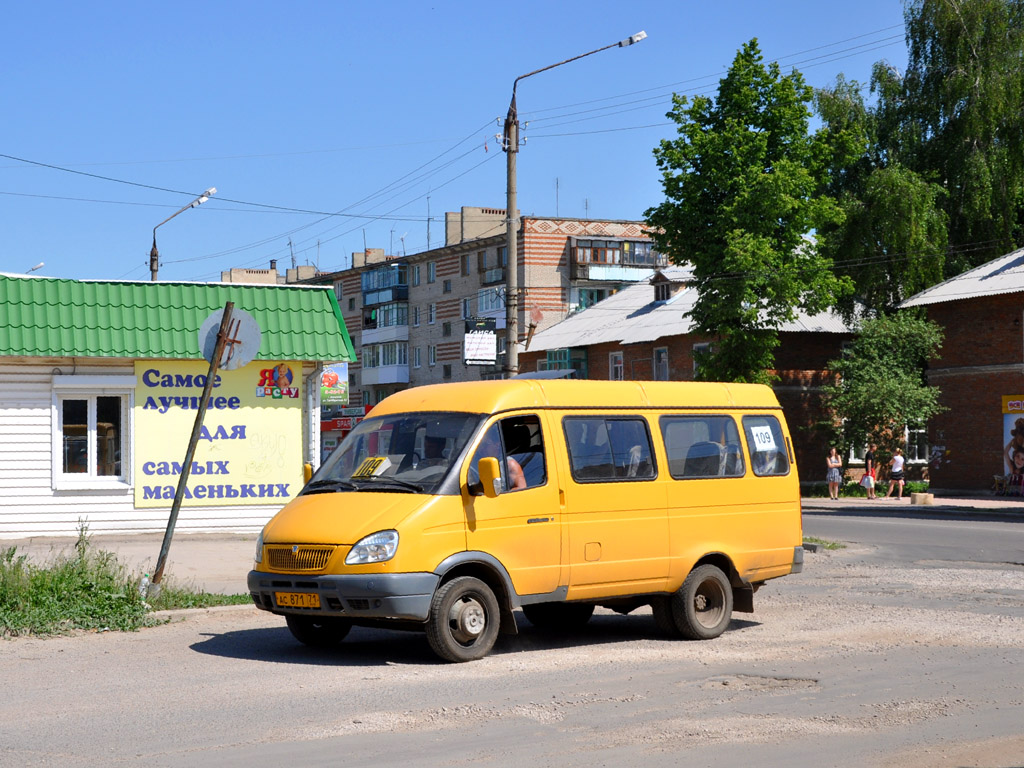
134;361;303;507
1003;395;1024;474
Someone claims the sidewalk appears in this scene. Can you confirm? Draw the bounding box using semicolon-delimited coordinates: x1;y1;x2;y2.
801;491;1024;515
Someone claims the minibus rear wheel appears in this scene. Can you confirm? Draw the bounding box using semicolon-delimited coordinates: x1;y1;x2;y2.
426;576;501;662
671;564;734;640
285;614;352;647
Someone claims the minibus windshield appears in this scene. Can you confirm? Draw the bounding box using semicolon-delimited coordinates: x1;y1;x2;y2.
309;411;484;495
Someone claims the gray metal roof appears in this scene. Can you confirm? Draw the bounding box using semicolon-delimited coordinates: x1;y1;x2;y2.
900;247;1024;308
527;267;853;353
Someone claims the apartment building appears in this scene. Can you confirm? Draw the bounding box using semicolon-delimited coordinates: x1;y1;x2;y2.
308;206;661;451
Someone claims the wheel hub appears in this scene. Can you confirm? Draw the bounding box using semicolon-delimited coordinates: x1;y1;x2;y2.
449;596;486;643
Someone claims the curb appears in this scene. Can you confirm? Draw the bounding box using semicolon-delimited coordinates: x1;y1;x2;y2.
149;603;257;623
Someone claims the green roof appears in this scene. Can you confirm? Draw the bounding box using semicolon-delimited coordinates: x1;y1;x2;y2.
0;274;356;362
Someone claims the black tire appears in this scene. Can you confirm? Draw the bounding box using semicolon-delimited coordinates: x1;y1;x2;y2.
522;601;595;631
285;614;352;647
651;597;683;637
426;576;501;662
670;564;734;640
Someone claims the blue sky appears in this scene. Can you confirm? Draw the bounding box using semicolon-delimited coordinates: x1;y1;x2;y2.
1;1;907;282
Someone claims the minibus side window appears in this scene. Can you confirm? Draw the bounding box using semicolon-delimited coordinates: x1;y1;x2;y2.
742;415;791;477
469;415;546;492
563;416;656;482
660;415;745;479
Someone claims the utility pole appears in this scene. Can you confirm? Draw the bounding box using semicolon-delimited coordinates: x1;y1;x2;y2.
500;32;646;376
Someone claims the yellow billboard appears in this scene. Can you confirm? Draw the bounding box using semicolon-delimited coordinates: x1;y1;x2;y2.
134;361;304;507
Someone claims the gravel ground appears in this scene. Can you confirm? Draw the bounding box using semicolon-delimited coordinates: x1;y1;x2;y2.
2;542;1023;767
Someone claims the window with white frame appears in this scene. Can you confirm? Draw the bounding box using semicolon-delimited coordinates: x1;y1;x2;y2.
52;376;134;489
428;303;436;324
427;262;436;284
609;351;624;381
414;347;422;368
412;306;420;327
428;345;437;366
653;347;669;381
363;343;409;368
462;297;472;319
411;265;420;286
478;287;504;313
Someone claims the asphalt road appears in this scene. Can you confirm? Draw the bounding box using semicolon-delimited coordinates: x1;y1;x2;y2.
2;514;1022;768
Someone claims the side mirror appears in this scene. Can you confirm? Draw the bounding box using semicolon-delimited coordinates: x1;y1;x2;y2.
477;457;502;498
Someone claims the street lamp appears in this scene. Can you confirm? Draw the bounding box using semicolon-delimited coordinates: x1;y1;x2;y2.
501;32;646;375
150;187;216;281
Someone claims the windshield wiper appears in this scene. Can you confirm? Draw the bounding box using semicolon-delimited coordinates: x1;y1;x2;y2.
351;476;425;493
303;478;358;494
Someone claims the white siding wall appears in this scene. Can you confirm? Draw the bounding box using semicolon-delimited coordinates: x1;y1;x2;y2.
0;359;307;539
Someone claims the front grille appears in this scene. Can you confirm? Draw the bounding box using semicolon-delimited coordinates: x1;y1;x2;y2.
266;545;336;572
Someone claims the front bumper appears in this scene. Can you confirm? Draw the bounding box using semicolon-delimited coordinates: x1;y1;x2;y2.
247;570;439;621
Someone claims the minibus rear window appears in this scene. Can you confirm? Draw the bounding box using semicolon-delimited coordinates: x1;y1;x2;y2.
742;415;791;477
563;416;656;482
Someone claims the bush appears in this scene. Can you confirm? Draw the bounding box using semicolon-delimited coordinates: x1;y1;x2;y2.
0;524;248;637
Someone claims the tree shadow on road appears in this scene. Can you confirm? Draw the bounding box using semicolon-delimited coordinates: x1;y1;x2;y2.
189;610;762;667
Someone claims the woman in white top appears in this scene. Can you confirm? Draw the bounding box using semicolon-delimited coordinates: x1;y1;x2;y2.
885;447;906;499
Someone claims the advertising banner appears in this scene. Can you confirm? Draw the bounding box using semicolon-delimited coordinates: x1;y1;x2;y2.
321;362;349;405
134;360;304;508
1003;395;1024;474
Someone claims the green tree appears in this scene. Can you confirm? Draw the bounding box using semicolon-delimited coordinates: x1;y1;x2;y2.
817;0;1024;304
646;40;850;384
902;0;1024;271
814;75;948;318
823;313;945;461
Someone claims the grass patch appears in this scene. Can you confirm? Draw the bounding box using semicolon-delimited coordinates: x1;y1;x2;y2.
0;522;248;638
803;536;846;550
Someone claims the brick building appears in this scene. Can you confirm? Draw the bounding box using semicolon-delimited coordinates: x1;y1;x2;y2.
518;267;856;484
901;248;1024;491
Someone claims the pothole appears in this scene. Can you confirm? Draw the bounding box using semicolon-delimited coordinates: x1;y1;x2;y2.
701;674;820;692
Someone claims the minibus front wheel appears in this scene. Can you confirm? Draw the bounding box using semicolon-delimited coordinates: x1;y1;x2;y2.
426;576;501;662
670;564;734;640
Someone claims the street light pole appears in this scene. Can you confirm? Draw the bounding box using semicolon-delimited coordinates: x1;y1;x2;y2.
501;32;646;376
150;187;217;281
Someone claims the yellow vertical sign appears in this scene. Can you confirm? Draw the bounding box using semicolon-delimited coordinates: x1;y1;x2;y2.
134;360;304;507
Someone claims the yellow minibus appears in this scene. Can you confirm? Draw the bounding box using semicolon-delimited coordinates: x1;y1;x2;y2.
248;380;803;662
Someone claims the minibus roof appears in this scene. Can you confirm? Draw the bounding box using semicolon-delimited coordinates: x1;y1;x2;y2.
366;380;780;418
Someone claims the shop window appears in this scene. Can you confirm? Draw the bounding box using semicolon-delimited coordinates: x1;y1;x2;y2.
52;376;134;489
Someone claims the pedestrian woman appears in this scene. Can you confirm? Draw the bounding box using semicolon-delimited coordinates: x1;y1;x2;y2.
863;442;878;500
826;446;842;500
885;447;906;500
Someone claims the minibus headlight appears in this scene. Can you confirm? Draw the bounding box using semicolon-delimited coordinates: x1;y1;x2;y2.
345;530;399;565
254;529;264;564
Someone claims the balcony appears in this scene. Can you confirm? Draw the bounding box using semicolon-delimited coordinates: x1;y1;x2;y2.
360;365;410;386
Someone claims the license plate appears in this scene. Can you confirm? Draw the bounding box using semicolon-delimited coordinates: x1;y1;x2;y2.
275;591;320;609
